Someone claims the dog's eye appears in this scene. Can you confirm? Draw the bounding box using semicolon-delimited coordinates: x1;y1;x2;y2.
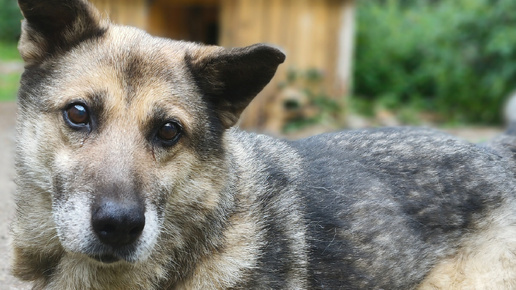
157;121;181;145
64;103;90;127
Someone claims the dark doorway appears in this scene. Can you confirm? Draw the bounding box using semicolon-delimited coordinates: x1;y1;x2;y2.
149;1;219;45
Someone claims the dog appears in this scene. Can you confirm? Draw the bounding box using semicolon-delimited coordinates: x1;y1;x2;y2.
11;0;516;289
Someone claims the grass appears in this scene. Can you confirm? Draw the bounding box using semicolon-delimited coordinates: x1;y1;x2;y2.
0;41;21;102
0;41;20;61
0;72;20;101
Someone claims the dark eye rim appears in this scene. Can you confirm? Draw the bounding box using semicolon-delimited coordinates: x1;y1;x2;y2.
155;120;183;147
63;102;91;131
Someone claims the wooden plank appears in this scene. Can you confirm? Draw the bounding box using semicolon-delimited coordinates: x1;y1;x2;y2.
90;0;148;28
324;0;341;97
297;0;313;69
236;0;254;46
311;0;328;70
286;0;299;70
266;0;284;47
335;0;355;97
219;0;233;46
255;0;265;43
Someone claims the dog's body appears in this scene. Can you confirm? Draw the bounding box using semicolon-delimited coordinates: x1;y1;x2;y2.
11;0;516;289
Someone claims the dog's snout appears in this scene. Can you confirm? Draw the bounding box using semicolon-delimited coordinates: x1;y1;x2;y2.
92;198;145;248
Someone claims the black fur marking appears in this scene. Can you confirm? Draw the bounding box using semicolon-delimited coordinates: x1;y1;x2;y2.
121;54;148;105
190;100;227;161
185;44;285;128
18;0;107;60
17;66;53;111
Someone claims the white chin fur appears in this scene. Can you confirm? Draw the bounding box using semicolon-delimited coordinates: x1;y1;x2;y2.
53;193;161;263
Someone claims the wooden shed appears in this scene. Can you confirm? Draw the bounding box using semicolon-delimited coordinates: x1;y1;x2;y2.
90;0;355;132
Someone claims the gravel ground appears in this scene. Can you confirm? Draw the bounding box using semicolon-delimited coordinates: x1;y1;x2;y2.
0;101;503;288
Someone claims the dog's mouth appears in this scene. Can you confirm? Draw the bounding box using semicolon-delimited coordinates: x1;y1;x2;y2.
85;245;140;264
91;253;122;264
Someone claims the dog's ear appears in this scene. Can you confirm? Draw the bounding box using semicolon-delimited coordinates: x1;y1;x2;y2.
186;44;286;128
18;0;107;64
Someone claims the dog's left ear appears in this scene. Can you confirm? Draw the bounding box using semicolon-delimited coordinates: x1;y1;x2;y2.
186;44;286;128
18;0;107;65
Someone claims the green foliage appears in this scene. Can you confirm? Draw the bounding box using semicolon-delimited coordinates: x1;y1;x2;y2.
0;41;21;61
354;0;516;124
0;42;22;102
0;72;20;102
0;0;22;42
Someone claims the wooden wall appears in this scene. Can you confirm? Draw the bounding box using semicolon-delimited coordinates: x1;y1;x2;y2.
90;0;148;29
219;0;355;129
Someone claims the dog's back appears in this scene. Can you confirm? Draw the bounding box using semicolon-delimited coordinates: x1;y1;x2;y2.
225;127;516;288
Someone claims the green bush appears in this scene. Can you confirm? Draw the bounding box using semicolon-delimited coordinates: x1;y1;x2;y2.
0;72;21;102
0;41;21;61
0;0;22;42
354;0;516;124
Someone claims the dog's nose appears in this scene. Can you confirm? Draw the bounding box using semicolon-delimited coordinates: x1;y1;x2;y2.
91;198;145;248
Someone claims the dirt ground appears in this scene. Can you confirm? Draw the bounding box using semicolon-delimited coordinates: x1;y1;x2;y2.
0;102;30;289
0;101;503;288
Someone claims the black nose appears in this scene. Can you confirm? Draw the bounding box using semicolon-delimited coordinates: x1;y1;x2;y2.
91;197;145;248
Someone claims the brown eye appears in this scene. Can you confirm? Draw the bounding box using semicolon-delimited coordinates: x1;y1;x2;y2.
64;103;90;128
157;122;181;144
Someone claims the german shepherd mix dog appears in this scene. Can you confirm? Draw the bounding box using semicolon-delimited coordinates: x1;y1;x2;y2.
11;0;516;289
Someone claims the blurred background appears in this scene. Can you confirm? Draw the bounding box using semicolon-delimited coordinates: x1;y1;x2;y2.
1;0;516;140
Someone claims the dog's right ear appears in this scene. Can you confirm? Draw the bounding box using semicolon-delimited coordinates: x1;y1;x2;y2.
18;0;107;65
186;44;286;128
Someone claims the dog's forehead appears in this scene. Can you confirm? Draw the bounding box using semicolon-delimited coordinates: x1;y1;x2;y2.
54;26;204;126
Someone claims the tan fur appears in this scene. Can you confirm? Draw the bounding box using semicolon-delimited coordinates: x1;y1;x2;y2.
419;204;516;289
175;213;263;289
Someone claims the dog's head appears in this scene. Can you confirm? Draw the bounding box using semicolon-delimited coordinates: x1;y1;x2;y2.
15;0;284;266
